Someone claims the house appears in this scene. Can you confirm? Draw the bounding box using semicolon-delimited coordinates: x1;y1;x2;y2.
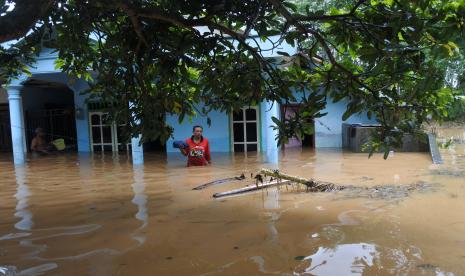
0;37;376;165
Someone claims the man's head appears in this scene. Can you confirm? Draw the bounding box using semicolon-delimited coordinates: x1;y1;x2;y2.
192;125;203;138
35;127;45;137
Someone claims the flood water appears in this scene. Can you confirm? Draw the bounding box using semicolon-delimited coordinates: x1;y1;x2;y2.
1;128;464;275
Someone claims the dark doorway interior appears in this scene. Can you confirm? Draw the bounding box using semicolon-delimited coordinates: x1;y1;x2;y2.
0;104;12;152
143;139;166;152
26;108;77;151
23;80;77;152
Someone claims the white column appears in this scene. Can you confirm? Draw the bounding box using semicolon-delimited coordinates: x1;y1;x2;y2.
130;101;144;165
262;100;280;164
131;135;144;165
7;86;26;165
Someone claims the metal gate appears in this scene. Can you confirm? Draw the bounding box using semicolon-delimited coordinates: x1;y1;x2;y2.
25;108;77;152
0;104;12;152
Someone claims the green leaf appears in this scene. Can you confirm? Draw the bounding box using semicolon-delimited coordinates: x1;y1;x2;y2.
271;116;281;126
277;51;290;57
383;150;389;159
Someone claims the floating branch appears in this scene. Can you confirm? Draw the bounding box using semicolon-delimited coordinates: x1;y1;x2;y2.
259;168;344;192
193;174;245;190
212;179;291;198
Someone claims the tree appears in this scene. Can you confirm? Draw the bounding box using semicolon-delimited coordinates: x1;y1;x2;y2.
1;0;464;155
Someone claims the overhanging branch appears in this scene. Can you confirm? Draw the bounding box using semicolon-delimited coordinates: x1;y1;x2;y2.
0;0;54;43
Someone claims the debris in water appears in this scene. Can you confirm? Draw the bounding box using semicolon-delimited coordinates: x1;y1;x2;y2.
416;263;437;270
254;174;264;186
212;169;439;200
260;168;342;192
213;180;291;198
193;174;246;190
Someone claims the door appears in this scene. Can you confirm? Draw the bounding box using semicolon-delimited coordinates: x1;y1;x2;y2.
281;104;315;149
89;112;130;152
231;107;260;152
282;105;302;148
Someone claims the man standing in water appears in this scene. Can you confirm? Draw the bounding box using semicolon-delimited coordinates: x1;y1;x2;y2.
31;127;54;155
180;125;211;166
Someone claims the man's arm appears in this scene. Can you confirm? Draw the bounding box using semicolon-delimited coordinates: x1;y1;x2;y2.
31;138;38;152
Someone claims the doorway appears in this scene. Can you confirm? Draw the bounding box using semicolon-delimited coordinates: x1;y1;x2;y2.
0;104;12;152
22;80;78;152
281;104;315;149
89;111;166;153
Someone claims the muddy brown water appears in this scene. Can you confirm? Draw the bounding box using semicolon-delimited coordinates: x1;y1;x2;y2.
1;128;465;275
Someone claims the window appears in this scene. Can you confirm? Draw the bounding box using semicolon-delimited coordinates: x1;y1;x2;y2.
89;112;130;152
231;107;259;152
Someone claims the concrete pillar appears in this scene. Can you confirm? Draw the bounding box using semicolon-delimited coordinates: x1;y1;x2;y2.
261;100;280;164
69;79;91;152
130;101;144;165
131;135;144;165
7;86;26;165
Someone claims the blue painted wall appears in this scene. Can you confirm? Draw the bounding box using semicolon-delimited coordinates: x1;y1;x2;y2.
260;100;280;153
166;107;230;152
280;90;378;148
315;99;377;147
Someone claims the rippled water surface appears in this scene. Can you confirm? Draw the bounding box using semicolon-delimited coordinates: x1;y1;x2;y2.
1;128;465;275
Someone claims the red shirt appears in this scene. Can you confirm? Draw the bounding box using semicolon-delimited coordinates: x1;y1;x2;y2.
185;137;211;166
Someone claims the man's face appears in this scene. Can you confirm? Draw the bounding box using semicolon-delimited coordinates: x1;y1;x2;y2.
193;127;203;138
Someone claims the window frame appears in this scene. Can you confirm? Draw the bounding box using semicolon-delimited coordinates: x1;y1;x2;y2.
89;111;130;152
230;107;260;152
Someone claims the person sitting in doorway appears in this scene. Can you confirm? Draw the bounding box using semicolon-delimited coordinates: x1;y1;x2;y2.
180;125;211;166
31;127;55;154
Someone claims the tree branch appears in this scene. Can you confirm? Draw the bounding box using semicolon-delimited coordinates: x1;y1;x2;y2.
118;1;149;47
293;0;366;21
268;0;377;95
0;0;54;43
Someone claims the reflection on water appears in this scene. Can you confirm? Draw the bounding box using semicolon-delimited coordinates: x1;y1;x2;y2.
14;166;32;231
0;127;464;275
131;165;148;244
299;243;378;275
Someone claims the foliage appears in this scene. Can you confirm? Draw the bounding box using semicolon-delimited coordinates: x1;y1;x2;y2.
1;0;465;156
